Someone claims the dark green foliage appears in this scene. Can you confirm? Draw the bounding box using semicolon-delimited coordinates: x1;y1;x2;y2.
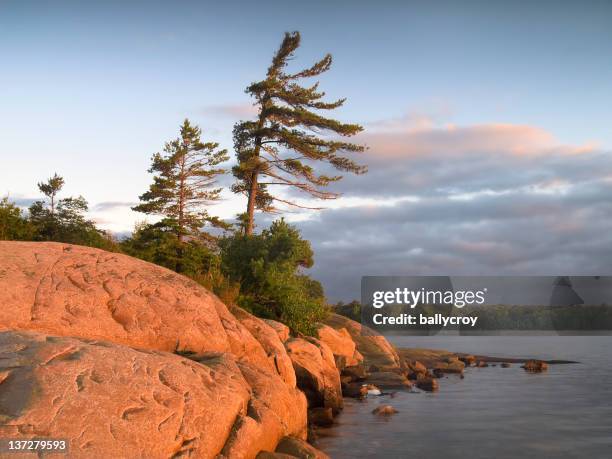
232;31;366;234
121;219;217;277
0;197;34;240
37;172;64;216
133;119;229;242
28;175;115;250
220;219;327;335
334;300;362;322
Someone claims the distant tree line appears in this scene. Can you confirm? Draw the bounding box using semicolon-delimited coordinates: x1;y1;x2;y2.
0;32;366;335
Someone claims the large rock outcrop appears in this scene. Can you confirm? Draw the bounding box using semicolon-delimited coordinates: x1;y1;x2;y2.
324;313;400;370
231;307;297;388
315;324;363;369
0;242;270;371
0;242;311;458
284;338;343;414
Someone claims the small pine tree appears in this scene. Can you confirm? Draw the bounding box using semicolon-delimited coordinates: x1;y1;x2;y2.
28;176;113;249
37;173;64;216
232;31;366;235
132;119;229;243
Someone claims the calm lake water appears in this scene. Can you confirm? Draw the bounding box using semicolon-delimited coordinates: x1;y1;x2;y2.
316;335;612;459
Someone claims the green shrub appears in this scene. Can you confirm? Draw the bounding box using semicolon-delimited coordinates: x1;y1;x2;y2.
220;219;328;335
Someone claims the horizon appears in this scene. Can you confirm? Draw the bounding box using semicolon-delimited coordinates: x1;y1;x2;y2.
2;0;612;301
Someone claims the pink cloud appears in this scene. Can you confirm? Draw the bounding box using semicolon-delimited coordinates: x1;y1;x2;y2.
360;120;596;160
204;103;258;119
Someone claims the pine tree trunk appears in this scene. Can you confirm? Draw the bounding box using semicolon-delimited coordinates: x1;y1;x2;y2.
245;170;258;236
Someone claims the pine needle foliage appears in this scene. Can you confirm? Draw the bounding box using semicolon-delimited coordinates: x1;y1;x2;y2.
133;119;229;242
232;31;367;234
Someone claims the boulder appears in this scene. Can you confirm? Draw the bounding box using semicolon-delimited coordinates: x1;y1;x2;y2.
433;358;465;374
416;376;439;392
459;355;477;367
217;361;307;458
372;405;398;416
264;320;290;343
308;407;334;427
324;314;400;370
0;242;311;458
432;369;444;378
0;242;271;372
366;371;412;390
275;437;330;459
341;382;368;399
284;338;343;414
341;364;368;382
522;360;548;372
231;307;296;387
406;359;427;374
0;330;253;459
257;453;298;459
316;324;362;368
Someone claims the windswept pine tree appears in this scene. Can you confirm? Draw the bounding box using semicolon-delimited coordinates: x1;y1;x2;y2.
133;119;229;243
232;31;366;235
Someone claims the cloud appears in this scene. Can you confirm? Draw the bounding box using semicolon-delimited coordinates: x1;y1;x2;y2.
92;201;138;212
273;117;612;301
203;103;258;119
4;197;37;208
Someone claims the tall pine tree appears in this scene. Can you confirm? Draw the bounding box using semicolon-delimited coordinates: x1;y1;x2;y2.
133;119;229;243
232;31;366;235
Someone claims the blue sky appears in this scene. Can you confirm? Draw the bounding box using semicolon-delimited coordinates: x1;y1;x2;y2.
2;1;612;300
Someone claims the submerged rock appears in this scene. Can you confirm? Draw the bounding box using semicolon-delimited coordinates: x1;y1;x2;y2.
501;362;511;368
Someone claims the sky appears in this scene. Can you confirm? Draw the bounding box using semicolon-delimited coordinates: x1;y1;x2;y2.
1;0;612;301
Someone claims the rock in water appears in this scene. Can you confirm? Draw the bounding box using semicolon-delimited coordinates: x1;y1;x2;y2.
275;436;330;459
459;355;477;367
522;360;548;372
416;376;439;392
308;407;334;427
372;405;398;416
367;371;413;390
